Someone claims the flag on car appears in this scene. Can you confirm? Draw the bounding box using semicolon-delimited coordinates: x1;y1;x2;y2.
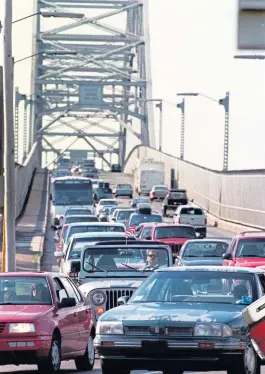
125;227;136;238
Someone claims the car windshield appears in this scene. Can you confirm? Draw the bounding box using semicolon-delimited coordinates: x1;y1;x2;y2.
117;210;134;221
65;209;92;216
182;241;229;258
129;271;256;305
67;225;125;240
99;201;117;206
64;216;99;224
69;237;125;259
130;214;162;226
53;180;93;205
83;246;169;272
236;238;265;258
154;226;196;239
180;208;203;215
0;276;52;305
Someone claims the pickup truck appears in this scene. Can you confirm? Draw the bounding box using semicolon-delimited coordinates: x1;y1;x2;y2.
173;205;207;238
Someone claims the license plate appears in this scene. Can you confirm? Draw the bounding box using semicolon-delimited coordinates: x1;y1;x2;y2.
141;340;168;353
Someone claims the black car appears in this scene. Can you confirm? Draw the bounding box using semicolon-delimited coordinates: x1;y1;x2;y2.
162;189;188;216
95;266;265;374
130;197;151;208
176;238;232;266
111;164;122;172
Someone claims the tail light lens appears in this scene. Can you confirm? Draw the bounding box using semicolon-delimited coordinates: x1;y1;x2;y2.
178;217;181;224
151;191;155;196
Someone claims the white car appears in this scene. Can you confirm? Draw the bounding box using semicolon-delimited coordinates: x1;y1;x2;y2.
94;199;118;216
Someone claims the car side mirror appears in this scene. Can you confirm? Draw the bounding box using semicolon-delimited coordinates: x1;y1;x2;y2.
59;297;76;308
111;217;116;222
117;296;130;306
223;252;232;260
54;236;59;242
145;236;151;240
71;261;80;274
54;251;64;258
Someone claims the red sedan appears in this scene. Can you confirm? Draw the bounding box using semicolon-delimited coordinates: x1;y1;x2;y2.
0;272;95;372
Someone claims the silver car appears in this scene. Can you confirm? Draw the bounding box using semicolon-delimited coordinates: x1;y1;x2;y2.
150;185;169;201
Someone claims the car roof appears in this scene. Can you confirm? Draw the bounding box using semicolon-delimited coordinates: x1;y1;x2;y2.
98;199;116;202
83;243;171;250
67;222;124;227
235;231;265;239
71;232;126;239
0;272;52;277
148;223;194;228
131;212;161;216
183;238;232;243
157;266;265;273
53;176;89;181
67;207;92;211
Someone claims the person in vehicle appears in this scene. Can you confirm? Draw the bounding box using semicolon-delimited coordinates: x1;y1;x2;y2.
141;250;160;270
3;281;17;302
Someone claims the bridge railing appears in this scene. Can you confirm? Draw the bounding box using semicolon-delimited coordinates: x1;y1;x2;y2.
0;142;39;218
124;145;265;229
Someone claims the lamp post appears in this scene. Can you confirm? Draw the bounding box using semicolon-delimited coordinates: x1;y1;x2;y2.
176;99;185;160
177;92;230;171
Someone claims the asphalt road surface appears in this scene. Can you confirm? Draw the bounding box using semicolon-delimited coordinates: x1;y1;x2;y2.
3;197;245;373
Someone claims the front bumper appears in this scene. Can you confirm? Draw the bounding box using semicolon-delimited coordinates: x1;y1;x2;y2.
0;335;52;365
95;336;245;371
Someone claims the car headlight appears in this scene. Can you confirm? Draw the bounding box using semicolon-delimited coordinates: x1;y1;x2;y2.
91;291;106;306
194;323;232;337
9;323;36;334
96;321;124;335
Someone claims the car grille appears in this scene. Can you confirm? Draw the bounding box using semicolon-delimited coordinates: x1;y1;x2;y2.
125;326;193;336
104;288;135;310
0;323;6;333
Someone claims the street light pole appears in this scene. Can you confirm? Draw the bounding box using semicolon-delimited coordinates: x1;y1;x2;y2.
155;101;163;151
3;0;16;271
176;99;185;160
219;92;230;171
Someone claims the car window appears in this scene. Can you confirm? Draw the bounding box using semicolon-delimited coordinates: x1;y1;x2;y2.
130;214;162;226
65;216;98;224
236;238;265;258
67;278;83;303
60;277;81;304
182;241;229;258
154;226;196;239
142;227;152;239
180;208;203;215
53;277;68;302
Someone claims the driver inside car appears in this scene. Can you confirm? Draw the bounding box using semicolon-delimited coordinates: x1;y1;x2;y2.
141;250;160;270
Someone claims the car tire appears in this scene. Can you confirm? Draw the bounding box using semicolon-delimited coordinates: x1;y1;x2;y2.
75;334;95;371
101;360;130;374
38;336;61;373
227;339;261;374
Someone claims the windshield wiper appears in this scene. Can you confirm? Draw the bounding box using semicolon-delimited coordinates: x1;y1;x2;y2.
121;263;144;272
85;261;108;273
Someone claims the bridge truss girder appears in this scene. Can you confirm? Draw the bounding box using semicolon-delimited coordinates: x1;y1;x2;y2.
32;0;155;168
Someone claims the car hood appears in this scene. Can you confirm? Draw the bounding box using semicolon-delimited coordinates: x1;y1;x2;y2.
180;258;223;266
0;305;53;321
79;279;144;296
234;258;265;267
100;302;244;325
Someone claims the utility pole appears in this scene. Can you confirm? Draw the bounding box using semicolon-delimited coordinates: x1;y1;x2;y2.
3;0;16;271
176;99;185;160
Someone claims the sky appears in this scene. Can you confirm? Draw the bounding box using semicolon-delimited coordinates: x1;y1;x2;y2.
0;0;265;170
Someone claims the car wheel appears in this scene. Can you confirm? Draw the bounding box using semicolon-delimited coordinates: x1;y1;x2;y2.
101;360;130;374
75;334;95;371
38;337;61;373
227;339;261;374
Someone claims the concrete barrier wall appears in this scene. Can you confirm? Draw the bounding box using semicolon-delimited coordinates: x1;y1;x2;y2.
0;142;39;218
124;145;265;229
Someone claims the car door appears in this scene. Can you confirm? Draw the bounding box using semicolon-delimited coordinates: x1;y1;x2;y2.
59;277;90;352
53;277;80;356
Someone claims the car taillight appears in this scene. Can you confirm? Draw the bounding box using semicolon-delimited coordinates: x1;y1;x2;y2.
177;217;181;224
151;191;155;196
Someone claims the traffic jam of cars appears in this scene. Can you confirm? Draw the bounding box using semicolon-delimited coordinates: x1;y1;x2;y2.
3;158;265;374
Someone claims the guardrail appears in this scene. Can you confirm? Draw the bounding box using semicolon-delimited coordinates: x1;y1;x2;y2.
0;142;39;219
124;145;265;229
